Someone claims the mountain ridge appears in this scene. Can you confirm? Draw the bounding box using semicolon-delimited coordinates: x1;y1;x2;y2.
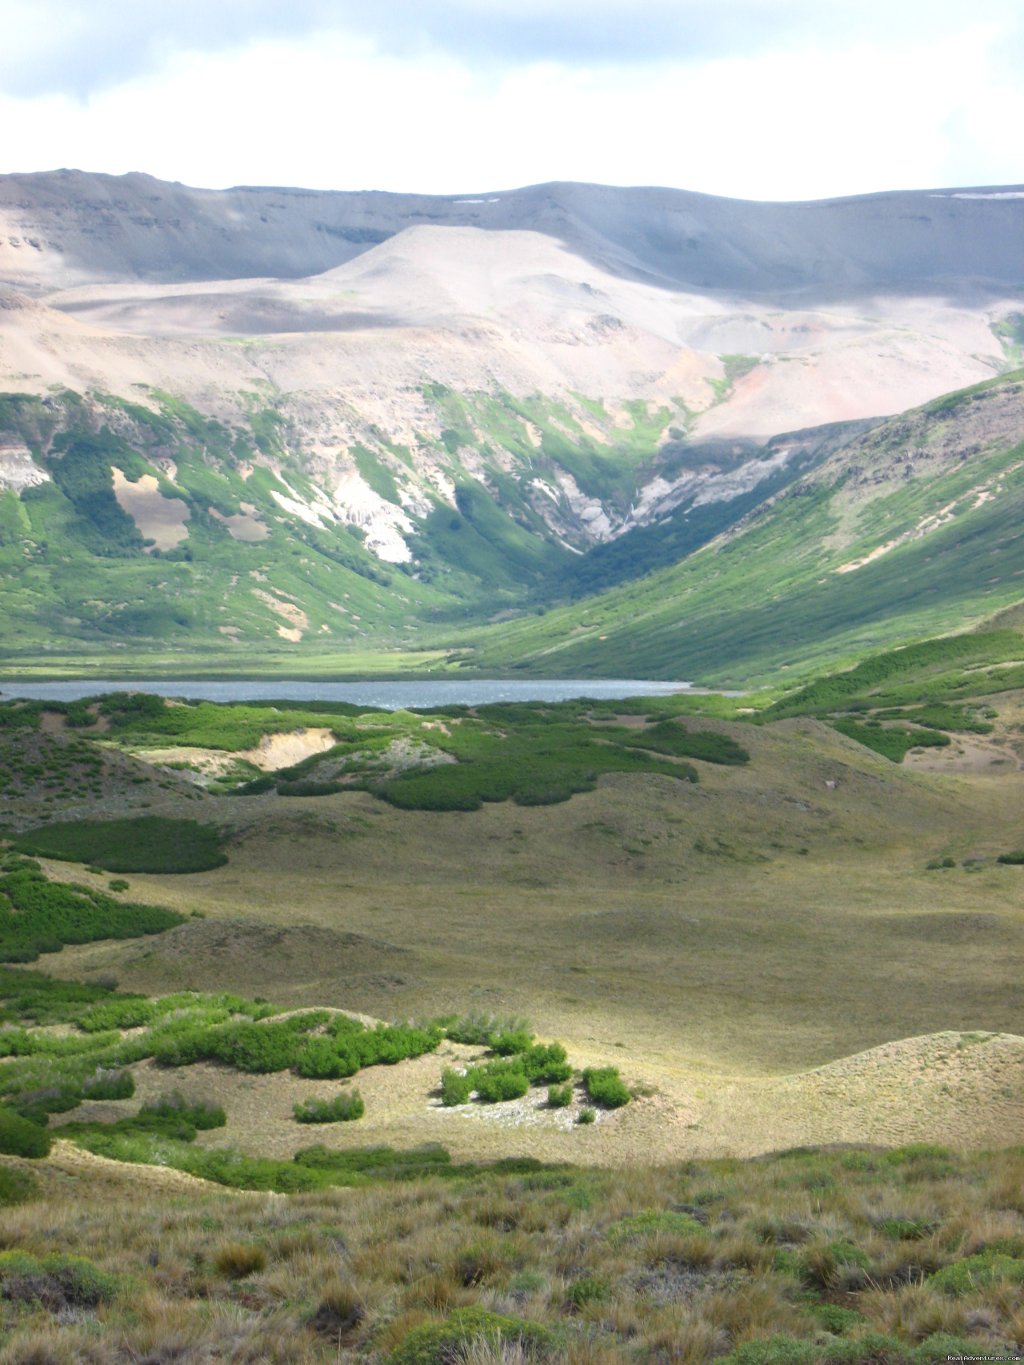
0;171;1022;678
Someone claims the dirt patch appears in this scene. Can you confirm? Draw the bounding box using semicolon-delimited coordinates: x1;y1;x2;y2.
111;466;189;551
237;728;336;770
904;734;1023;774
135;746;241;780
46;1138;225;1193
252;588;309;642
209;502;268;542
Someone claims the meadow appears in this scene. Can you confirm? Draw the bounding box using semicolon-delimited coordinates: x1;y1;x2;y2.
0;659;1021;1361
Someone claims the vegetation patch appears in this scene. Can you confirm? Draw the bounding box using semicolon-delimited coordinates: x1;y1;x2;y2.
581;1065;631;1108
13;815;227;873
294;1090;365;1123
0;1105;51;1158
0;1251;121;1309
0;857;184;961
388;1306;557;1365
830;718;950;763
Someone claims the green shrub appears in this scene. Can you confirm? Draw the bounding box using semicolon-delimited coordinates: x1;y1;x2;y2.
0;1166;38;1206
626;720;750;765
488;1028;534;1055
213;1242;267;1279
81;1067;134;1101
716;1337;819;1365
519;1042;572;1085
445;1014;529;1046
13;816;227;873
831;718;949;763
581;1066;630;1108
140;1092;226;1130
440;1069;473;1107
607;1209;705;1245
293;1090;365;1124
877;1217;934;1241
470;1060;529;1103
0;1105;51;1158
799;1239;872;1289
997;850;1024;864
388;1306;556;1364
547;1083;573;1108
577;1107;596;1125
295;1035;361;1080
565;1275;608;1309
0;1251;120;1307
0;864;183;962
928;1251;1024;1295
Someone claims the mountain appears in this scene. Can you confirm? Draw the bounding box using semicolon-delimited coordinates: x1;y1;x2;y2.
463;369;1024;685
0;171;1022;675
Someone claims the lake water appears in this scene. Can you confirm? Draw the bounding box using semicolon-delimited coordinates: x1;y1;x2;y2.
0;679;691;709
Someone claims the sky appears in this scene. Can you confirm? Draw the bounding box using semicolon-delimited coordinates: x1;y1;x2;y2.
1;0;1022;200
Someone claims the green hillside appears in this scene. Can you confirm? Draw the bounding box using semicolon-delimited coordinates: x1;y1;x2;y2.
1;372;1023;685
462;371;1024;685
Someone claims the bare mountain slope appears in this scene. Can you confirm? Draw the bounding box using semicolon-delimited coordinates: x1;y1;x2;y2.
2;170;1022;296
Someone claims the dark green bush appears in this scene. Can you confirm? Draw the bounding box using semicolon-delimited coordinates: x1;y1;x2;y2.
0;1166;38;1206
445;1014;529;1046
928;1251;1024;1295
13;816;227;874
470;1060;529;1103
0;1251;121;1308
0;1105;51;1158
547;1083;573;1108
295;1035;361;1080
607;1210;705;1244
997;850;1024;865
440;1069;473;1107
831;718;950;763
81;1067;134;1101
388;1306;556;1364
577;1107;596;1125
488;1028;534;1055
582;1066;630;1109
78;997;157;1032
520;1042;572;1085
0;864;183;962
140;1092;226;1130
293;1090;365;1123
626;720;750;765
565;1275;609;1309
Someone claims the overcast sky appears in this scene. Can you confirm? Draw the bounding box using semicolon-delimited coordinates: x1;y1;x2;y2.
1;0;1022;200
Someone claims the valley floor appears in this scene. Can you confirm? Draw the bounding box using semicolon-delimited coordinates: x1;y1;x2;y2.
39;709;1024;1165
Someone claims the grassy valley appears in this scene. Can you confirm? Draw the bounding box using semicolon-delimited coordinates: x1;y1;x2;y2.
0;188;1023;1359
0;665;1022;1359
462;372;1024;685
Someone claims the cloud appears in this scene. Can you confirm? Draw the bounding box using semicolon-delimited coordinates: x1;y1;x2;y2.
4;0;1022;97
0;3;1021;200
3;19;1020;202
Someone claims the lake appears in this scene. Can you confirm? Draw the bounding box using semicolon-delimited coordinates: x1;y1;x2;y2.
0;679;692;709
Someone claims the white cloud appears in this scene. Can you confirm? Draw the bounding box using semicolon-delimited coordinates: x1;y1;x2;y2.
0;8;1021;199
